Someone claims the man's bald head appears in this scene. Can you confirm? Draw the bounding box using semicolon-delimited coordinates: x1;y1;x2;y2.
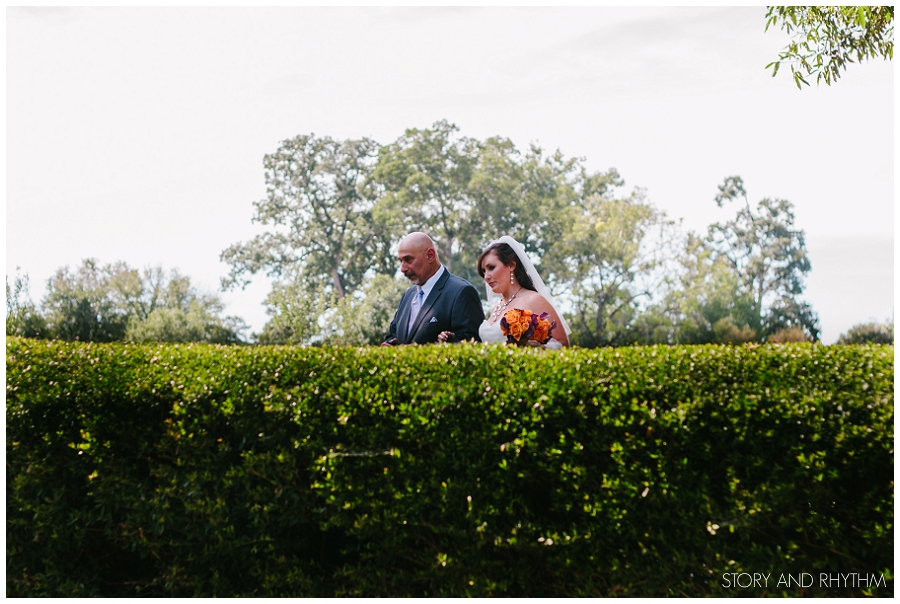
397;232;441;286
400;232;436;254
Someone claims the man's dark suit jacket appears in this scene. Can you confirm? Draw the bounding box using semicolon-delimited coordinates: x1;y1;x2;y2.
385;268;484;344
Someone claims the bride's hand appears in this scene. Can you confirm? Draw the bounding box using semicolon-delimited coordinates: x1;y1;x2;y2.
438;331;455;343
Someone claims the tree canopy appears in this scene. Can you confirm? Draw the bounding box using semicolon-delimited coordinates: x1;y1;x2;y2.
837;320;893;344
220;134;393;299
10;124;823;348
217;121;822;346
638;176;819;345
6;270;48;339
32;259;246;343
707;176;819;340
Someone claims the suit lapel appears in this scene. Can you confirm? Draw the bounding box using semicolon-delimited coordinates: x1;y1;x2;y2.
408;269;450;340
398;288;414;342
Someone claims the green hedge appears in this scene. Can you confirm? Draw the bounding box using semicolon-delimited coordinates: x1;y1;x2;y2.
6;338;893;596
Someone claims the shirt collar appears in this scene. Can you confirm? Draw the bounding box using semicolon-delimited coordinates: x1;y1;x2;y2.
418;264;445;300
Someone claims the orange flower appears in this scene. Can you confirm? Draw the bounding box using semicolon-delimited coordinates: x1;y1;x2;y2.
504;308;524;328
532;316;552;343
506;311;532;341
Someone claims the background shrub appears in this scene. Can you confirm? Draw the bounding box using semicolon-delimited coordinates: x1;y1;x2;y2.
767;326;810;343
6;339;893;596
837;321;893;345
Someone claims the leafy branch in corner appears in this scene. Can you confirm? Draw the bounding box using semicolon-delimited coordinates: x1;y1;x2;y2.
765;6;893;88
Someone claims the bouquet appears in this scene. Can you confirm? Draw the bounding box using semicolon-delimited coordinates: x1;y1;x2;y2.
500;308;556;347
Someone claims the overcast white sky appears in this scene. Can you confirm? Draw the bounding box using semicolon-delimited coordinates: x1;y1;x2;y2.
6;6;894;343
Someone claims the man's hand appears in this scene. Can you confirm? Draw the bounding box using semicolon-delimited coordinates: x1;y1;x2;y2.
382;337;399;347
437;331;455;343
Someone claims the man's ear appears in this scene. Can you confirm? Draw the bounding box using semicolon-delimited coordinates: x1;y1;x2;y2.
427;248;436;262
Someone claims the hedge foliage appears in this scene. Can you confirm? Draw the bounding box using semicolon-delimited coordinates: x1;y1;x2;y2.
6;338;893;596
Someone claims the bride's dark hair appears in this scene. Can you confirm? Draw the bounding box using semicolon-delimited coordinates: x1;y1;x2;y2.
477;242;536;291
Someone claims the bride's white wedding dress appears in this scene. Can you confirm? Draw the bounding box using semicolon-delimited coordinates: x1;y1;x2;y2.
478;320;506;344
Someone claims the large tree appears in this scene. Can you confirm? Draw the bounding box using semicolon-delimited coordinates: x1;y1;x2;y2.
544;187;678;348
766;6;894;88
43;259;131;342
221;134;395;299
705;176;819;341
373;120;479;276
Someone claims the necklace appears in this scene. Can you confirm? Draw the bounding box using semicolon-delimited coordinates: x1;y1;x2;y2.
491;286;522;321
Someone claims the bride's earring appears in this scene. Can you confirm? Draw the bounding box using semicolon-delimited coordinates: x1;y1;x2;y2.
510;272;515;284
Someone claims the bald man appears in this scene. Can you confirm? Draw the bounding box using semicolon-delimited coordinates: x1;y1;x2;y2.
383;232;484;345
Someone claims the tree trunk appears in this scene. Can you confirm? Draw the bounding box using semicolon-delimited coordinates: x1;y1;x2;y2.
441;236;453;272
332;267;345;299
594;291;607;346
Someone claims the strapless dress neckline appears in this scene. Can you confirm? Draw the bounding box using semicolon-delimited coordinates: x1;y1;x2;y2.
478;320;506;344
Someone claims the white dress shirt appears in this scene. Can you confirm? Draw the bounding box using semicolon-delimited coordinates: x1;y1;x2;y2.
408;265;445;332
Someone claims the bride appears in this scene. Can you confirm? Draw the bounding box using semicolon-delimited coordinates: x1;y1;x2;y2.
438;236;571;348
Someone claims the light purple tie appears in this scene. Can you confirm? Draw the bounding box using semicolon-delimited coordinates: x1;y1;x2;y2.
408;288;424;333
